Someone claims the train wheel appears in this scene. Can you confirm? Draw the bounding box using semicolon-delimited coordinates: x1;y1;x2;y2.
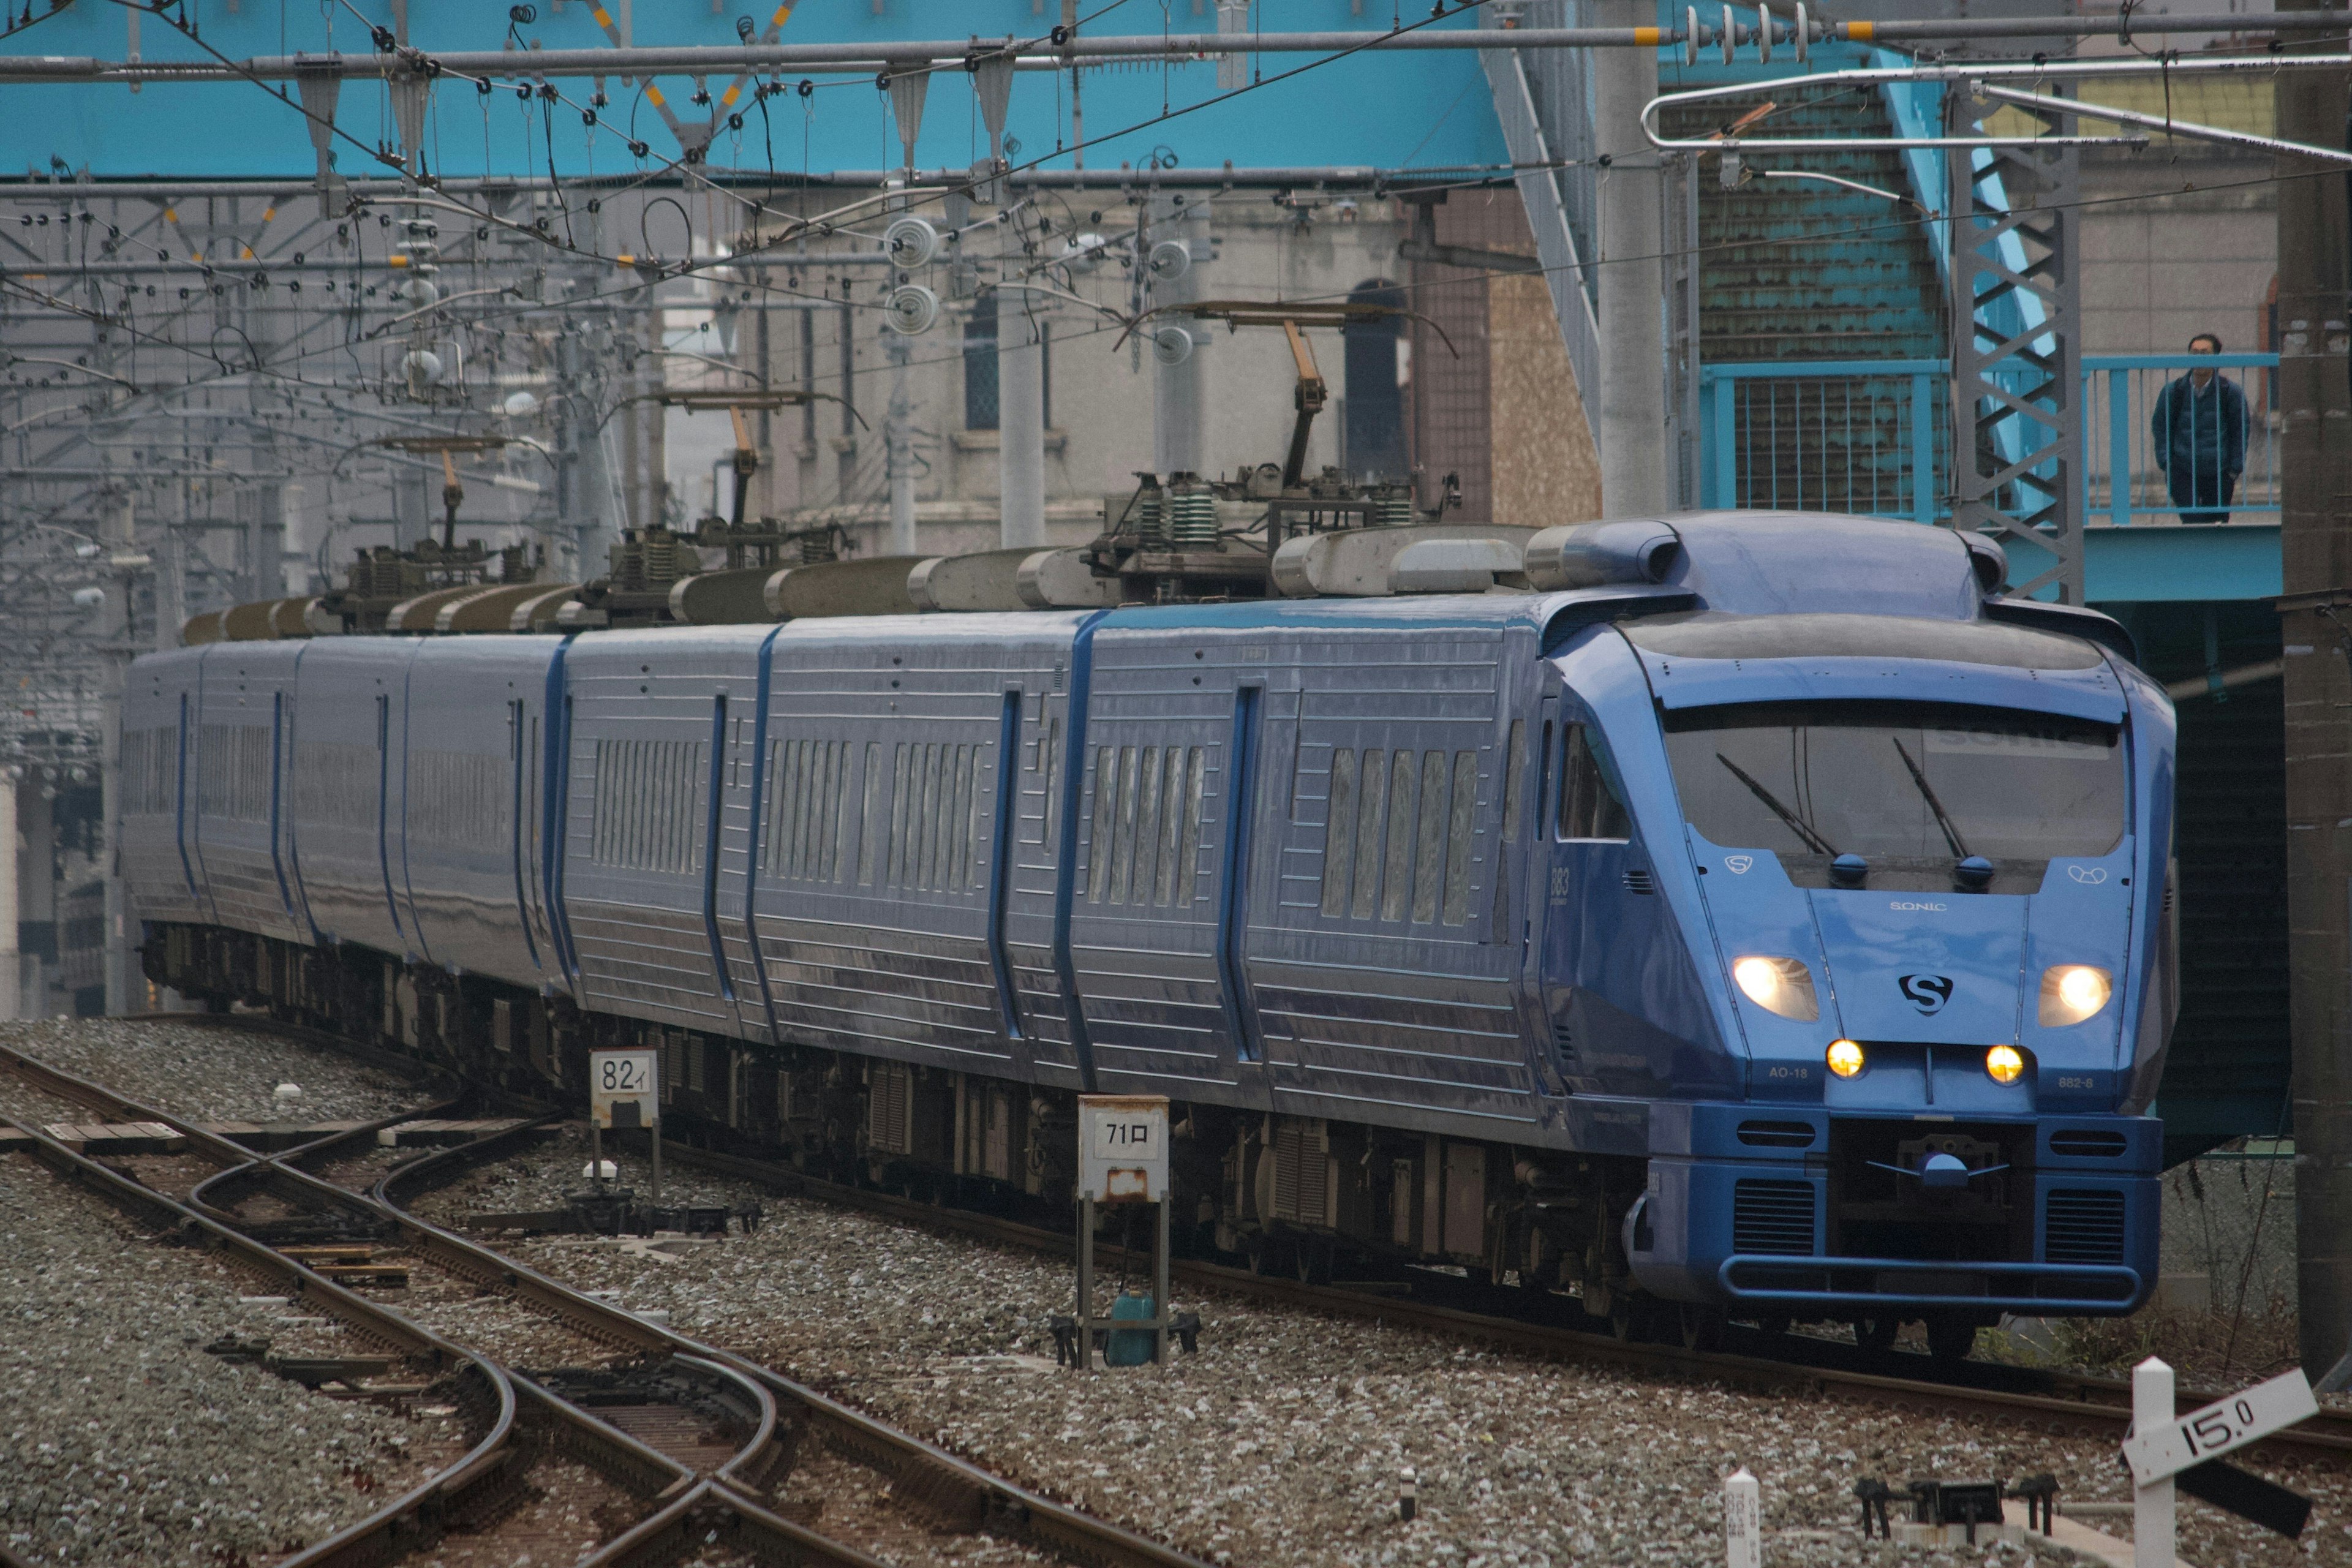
1679;1304;1724;1354
1245;1235;1285;1277
1925;1314;1980;1364
1854;1314;1900;1352
1608;1296;1637;1342
1292;1238;1333;1286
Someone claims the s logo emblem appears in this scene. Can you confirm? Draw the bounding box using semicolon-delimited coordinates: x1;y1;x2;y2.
2068;865;2108;884
1899;974;1955;1014
1724;855;1753;875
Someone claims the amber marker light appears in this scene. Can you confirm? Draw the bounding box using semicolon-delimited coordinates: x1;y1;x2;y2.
1985;1045;2026;1085
1826;1039;1866;1079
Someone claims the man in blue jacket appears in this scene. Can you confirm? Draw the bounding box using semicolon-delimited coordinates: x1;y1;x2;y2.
2150;332;2248;523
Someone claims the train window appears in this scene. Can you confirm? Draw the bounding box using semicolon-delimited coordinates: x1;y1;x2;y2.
1133;745;1164;905
1111;745;1142;903
590;738;704;873
200;724;271;822
123;728;173;816
1412;750;1448;924
1175;747;1207;905
887;744;913;888
858;741;883;886
780;742;809;879
1350;748;1387;920
1558;724;1631;841
1321;747;1359;918
812;742;828;873
830;744;854;883
806;741;829;880
295;741;375;827
1381;752;1417;922
1443;750;1479;925
917;744;944;891
1039;717;1062;846
410;750;507;851
970;744;991;887
1154;747;1186;905
1662;699;2127;864
949;743;976;892
949;743;970;889
1088;746;1118;902
1500;720;1527;839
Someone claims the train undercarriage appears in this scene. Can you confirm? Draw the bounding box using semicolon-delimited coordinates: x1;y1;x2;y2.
145;920;1985;1355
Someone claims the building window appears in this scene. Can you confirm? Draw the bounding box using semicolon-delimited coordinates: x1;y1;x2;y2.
965;292;999;431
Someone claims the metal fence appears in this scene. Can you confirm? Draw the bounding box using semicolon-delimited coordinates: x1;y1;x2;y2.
1702;352;2279;528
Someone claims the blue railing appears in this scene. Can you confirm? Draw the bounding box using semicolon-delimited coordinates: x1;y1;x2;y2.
1702;352;2280;529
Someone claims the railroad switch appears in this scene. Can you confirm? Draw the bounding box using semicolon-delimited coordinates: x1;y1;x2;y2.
1049;1308;1202;1365
1855;1476;2026;1547
2011;1473;2059;1533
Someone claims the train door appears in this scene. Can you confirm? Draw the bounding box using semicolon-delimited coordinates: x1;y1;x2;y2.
1522;689;1562;1087
507;696;547;979
1215;684;1268;1065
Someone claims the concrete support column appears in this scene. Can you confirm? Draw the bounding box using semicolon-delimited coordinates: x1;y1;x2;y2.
886;332;918;555
17;781;52;1019
2277;9;2352;1376
1151;201;1210;478
1592;0;1668;517
0;778;19;1021
998;288;1047;550
102;492;135;1015
250;482;285;601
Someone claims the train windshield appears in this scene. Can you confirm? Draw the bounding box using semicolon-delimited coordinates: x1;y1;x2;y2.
1662;700;2125;864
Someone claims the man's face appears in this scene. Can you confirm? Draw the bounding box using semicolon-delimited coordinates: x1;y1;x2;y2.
2190;338;2218;383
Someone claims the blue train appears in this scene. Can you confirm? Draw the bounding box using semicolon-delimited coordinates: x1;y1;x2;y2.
125;511;2173;1355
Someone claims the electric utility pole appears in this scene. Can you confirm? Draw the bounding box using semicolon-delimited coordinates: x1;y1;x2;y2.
2277;0;2352;1377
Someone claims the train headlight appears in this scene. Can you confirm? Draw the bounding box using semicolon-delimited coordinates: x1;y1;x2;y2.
1985;1044;2026;1085
1826;1039;1866;1079
2039;965;2113;1026
1732;956;1821;1022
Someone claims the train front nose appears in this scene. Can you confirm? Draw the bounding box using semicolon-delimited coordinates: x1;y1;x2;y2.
1624;876;2159;1318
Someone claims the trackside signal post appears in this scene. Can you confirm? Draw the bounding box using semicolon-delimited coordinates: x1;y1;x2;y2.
590;1047;661;1207
1072;1094;1172;1371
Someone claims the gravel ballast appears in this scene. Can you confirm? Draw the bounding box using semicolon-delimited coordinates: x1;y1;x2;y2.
0;1151;453;1567
410;1128;2352;1568
0;1016;423;1126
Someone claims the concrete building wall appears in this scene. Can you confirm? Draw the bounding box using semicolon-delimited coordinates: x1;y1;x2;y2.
725;185;1600;556
2079;147;2277;360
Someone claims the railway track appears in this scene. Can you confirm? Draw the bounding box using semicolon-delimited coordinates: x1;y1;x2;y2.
106;1013;2352;1474
0;1036;1212;1568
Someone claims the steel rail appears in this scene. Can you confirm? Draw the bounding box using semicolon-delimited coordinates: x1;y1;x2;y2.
3;1022;1212;1568
373;1125;1218;1566
0;1049;867;1568
652;1137;2352;1472
141;1014;2352;1476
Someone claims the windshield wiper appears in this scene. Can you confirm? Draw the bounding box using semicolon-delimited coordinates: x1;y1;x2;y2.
1714;753;1838;857
1890;737;1972;861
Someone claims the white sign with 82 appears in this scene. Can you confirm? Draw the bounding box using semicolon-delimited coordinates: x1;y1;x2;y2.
2122;1368;2317;1485
589;1049;659;1131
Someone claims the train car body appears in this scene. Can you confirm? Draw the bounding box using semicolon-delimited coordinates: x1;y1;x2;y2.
126;512;2174;1344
